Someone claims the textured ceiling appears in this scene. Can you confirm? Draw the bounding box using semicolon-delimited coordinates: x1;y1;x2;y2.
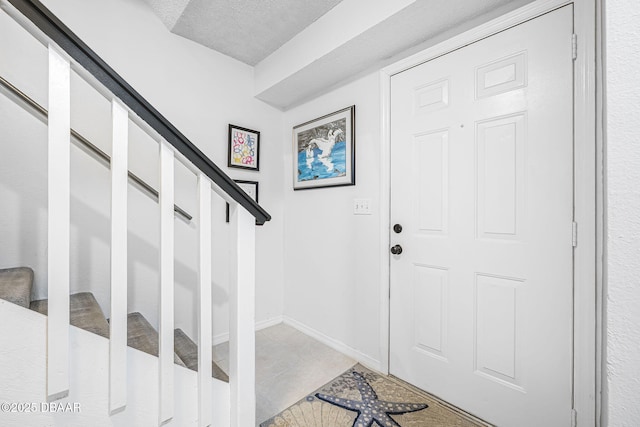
145;0;344;66
143;0;536;109
143;0;190;28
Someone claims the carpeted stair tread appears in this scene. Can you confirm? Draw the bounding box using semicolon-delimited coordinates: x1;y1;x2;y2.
174;328;229;383
30;292;110;338
127;312;186;367
0;267;34;308
174;329;198;370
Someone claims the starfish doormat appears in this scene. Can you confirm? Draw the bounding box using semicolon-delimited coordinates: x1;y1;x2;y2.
260;364;490;427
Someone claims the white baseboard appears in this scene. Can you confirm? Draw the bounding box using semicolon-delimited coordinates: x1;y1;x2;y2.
211;315;382;373
282;315;382;372
212;331;229;346
256;315;284;331
212;315;283;346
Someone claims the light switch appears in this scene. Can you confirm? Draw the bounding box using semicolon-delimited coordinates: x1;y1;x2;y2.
354;198;372;215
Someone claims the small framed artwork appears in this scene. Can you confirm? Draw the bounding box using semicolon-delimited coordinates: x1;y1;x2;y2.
226;180;259;222
293;105;355;190
228;124;260;170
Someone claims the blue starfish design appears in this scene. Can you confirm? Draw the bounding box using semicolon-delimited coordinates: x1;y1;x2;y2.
315;371;428;427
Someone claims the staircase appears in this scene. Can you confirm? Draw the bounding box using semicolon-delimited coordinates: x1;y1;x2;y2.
0;267;229;382
1;1;267;425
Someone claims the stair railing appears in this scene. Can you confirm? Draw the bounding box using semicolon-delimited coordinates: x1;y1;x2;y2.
0;75;193;222
1;0;269;426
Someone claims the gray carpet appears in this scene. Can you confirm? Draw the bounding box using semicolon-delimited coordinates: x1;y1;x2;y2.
126;312;186;367
30;292;110;338
0;266;33;308
174;328;230;383
0;268;226;374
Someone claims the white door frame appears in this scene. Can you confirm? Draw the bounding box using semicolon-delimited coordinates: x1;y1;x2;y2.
378;0;601;425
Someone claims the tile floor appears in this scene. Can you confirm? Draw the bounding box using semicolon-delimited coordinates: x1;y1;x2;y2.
212;323;356;425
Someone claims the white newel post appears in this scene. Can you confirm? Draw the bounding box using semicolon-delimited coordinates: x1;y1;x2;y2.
109;99;129;414
159;140;175;425
47;44;71;402
228;204;256;427
197;174;213;427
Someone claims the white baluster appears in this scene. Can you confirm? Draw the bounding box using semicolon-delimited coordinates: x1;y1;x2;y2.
159;140;175;425
228;204;256;427
198;174;213;427
47;44;70;402
109;99;128;414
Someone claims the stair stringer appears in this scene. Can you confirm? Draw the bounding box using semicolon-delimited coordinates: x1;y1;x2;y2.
0;300;230;426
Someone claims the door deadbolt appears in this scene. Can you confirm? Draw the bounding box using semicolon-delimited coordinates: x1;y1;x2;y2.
393;224;403;233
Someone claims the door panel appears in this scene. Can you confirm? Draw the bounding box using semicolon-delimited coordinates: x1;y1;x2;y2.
390;6;574;426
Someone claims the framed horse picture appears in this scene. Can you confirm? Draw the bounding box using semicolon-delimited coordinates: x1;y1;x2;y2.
292;105;355;190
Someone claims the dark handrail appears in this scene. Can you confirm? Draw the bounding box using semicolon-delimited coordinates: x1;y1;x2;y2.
6;0;271;225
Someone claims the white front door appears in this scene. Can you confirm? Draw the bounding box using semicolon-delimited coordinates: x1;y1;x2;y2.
389;6;574;426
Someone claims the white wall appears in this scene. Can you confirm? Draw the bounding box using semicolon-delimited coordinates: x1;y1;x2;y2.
0;0;285;341
282;21;591;372
7;2;640;425
282;72;383;367
0;299;230;427
277;0;540;372
604;0;640;425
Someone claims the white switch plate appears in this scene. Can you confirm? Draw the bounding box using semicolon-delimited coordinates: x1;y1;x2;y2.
354;198;372;215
